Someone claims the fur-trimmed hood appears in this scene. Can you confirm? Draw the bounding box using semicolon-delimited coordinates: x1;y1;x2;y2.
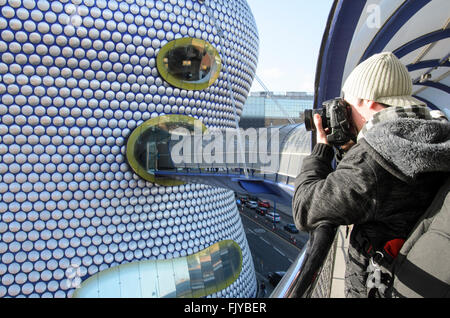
363;117;450;180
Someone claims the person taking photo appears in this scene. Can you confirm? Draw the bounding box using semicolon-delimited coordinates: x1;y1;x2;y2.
292;52;450;297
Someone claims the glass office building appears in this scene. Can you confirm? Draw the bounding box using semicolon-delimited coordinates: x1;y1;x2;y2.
239;92;314;128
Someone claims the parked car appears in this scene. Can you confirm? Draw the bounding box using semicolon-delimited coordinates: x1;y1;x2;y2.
267;271;286;287
284;223;299;234
255;207;267;216
245;200;258;209
265;211;280;223
257;200;270;208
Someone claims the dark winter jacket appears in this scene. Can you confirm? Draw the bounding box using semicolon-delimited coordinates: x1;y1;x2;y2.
293;110;450;297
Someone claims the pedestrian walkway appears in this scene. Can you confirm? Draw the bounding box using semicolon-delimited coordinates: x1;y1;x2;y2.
265;200;293;217
330;226;350;298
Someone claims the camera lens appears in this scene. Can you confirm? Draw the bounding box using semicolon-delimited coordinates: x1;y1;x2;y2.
304;109;314;131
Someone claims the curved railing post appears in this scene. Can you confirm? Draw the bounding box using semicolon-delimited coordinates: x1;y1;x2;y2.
270;223;338;298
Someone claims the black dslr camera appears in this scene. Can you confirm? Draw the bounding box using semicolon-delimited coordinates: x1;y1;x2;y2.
304;98;354;146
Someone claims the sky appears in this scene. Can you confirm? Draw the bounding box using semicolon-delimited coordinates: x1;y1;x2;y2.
246;0;334;93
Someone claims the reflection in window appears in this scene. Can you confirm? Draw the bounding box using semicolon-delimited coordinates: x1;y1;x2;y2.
157;259;177;298
167;45;211;81
173;257;193;298
187;253;206;298
156;37;222;90
126;115;207;186
72;240;242;298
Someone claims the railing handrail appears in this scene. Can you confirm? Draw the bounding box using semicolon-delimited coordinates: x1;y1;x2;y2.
270;223;337;298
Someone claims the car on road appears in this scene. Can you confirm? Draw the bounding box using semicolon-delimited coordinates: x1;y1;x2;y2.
265;211;280;223
255;207;267;216
267;271;286;287
257;200;270;208
284;223;299;234
245;200;258;209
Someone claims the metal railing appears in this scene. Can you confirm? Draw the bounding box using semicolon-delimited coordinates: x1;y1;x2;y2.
270;224;338;298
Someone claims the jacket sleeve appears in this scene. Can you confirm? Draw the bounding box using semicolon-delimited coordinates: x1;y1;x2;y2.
293;143;377;232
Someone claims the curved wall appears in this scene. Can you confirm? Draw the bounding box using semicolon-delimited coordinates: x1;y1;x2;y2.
0;0;259;298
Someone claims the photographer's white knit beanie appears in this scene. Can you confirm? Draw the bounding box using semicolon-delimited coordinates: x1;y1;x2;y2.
342;52;425;107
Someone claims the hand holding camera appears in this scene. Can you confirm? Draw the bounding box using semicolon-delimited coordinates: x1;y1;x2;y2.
313;114;329;145
304;98;356;147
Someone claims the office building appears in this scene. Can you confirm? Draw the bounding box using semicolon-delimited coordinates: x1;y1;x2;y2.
239;92;314;128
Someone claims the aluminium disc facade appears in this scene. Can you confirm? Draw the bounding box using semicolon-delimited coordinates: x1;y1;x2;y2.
0;0;259;298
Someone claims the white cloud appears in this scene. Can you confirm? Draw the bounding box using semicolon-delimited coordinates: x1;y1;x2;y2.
296;74;315;92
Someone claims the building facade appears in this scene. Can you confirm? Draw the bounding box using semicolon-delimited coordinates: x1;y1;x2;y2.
239;91;314;128
0;0;259;298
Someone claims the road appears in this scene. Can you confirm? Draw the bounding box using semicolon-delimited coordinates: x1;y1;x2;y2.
239;203;309;248
238;205;309;298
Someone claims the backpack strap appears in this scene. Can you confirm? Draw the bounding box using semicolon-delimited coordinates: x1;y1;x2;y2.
353;230;406;297
353;231;405;265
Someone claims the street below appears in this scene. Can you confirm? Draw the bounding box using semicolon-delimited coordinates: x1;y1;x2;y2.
238;204;309;297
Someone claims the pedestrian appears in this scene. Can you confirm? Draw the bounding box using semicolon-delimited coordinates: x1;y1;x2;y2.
292;52;450;297
260;281;266;297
